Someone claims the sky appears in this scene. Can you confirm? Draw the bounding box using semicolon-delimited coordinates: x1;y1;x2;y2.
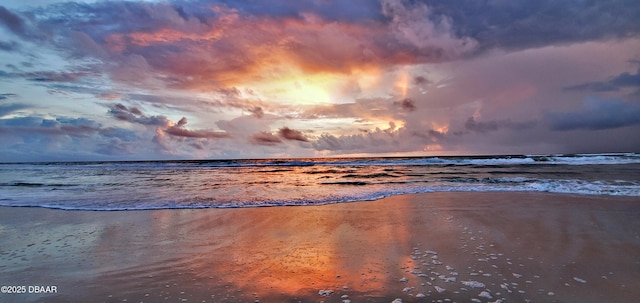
1;0;639;161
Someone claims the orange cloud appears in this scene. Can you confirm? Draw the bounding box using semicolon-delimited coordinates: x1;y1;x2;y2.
100;2;475;95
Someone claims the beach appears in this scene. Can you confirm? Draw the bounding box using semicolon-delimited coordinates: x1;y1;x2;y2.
1;192;639;303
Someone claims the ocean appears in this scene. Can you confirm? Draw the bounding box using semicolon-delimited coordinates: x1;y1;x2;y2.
1;153;639;210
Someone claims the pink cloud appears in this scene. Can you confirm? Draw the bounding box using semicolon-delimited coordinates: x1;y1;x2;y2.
92;2;476;91
164;117;230;139
250;132;282;146
278;127;308;142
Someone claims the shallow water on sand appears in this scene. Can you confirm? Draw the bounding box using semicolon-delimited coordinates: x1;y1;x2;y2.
1;192;639;302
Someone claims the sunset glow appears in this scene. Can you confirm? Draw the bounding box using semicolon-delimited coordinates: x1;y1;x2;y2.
0;0;639;161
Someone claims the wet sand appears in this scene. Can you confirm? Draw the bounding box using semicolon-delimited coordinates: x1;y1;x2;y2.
1;192;639;303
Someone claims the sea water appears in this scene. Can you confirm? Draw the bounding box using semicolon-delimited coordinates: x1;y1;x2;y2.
1;153;639;210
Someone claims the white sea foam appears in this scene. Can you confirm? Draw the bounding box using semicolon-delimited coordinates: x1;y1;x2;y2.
461;281;485;288
479;291;493;299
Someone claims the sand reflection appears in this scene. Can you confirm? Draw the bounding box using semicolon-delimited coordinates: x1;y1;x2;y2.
80;194;488;301
180;198;418;298
3;193;639;303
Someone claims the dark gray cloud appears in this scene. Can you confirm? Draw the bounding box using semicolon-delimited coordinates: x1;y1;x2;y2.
250;132;282;146
0;115;101;137
0;40;19;51
221;0;640;50
208;0;383;23
26;71;90;82
312;126;443;153
0;115;42;127
463;117;537;134
0;93;17;100
107;103;170;126
108;103;230;138
565;68;640;92
247;106;264;118
429;0;640;51
0;6;25;36
0;5;50;41
96;137;134;155
547;97;640;131
413;75;429;85
98;127;139;142
0;113;150;160
393;98;417;112
278;127;308;142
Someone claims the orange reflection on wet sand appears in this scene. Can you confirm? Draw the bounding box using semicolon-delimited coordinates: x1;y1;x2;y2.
6;192;638;302
3;193;640;303
180;197;419;298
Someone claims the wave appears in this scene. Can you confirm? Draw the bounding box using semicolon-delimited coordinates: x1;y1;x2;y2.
1;153;638;211
0;182;77;187
1;178;637;211
4;153;640;168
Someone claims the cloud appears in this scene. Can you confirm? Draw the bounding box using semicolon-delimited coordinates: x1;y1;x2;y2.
164;117;231;139
0;93;17;100
25;71;90;82
547;97;640;131
96;137;134;155
463;117;536;134
250;132;282;146
278;127;308;142
107;103;170;126
3;0;481;95
428;0;640;51
247;106;264;118
565;68;640;93
312;125;444;153
6;1;640;91
0;111;229;160
209;0;383;23
0;115;101;138
0;40;19;51
249;126;309;146
393;98;416;112
107;103;230;139
96;92;123;100
381;0;478;59
413;75;429;85
0;6;25;36
2;1;640;160
0;113;154;161
300;97;396;123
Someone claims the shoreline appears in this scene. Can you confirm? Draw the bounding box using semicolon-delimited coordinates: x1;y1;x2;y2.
1;192;639;302
3;190;639;212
